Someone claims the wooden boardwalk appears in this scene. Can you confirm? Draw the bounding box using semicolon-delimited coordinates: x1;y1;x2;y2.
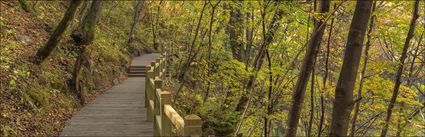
60;54;160;137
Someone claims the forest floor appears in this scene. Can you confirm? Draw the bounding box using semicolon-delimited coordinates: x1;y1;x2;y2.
0;1;135;136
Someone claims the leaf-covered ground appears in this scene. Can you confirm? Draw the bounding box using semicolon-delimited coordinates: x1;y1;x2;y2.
0;1;147;136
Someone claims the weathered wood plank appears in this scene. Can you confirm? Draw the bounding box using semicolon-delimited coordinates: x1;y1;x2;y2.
60;54;160;137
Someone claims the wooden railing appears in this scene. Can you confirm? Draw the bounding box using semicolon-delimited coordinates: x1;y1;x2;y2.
145;54;202;136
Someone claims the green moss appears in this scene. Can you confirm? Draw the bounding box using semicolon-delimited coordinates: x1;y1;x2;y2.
28;88;50;107
40;71;67;91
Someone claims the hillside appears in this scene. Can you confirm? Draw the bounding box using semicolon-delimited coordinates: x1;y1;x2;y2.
1;0;424;136
0;1;150;136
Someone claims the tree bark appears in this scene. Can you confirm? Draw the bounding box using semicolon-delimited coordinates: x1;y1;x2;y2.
227;0;244;62
127;0;145;47
349;2;376;137
244;6;254;66
70;0;102;105
380;0;420;136
307;2;315;136
35;0;82;64
329;1;373;136
285;0;329;136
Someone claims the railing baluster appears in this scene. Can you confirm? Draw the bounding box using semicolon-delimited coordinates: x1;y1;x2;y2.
156;58;161;77
161;91;172;136
146;67;154;122
153;77;162;136
144;65;151;108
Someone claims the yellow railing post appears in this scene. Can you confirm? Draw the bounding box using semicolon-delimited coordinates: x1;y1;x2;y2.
156;58;161;77
161;91;172;136
144;65;151;108
146;67;154;122
150;61;156;77
159;56;163;78
160;56;166;79
183;115;202;137
153;77;162;136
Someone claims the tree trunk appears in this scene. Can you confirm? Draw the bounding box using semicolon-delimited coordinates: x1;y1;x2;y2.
227;0;244;62
264;50;273;137
205;0;221;103
329;1;373;136
235;1;285;112
127;0;145;47
36;0;82;64
349;2;376;137
318;4;336;137
244;6;254;66
70;0;103;105
285;0;329;136
380;0;420;136
173;1;207;105
397;31;424;136
307;2;315;136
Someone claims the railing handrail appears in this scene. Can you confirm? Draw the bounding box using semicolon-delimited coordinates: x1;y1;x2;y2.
145;53;202;136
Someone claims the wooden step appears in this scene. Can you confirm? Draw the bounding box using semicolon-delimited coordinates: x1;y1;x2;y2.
128;74;146;77
130;66;146;68
128;71;145;74
129;68;146;71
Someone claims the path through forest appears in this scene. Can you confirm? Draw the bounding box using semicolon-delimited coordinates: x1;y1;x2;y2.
60;54;160;136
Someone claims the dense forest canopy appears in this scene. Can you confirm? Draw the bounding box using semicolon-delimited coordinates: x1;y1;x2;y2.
0;0;424;136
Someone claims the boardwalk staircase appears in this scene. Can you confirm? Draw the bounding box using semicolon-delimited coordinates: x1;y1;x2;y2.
128;66;147;77
60;53;202;136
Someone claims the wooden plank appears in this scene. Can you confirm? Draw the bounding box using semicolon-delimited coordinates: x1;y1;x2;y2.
60;54;160;137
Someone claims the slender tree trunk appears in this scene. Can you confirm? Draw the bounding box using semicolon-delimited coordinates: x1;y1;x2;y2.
173;1;207;105
380;1;420;136
285;0;329;136
70;0;102;105
397;31;424;136
244;6;254;66
329;1;373;136
151;0;163;50
150;11;157;50
264;50;272;137
235;1;284;112
307;2;315;136
35;0;82;64
318;4;336;137
234;3;285;135
227;0;244;62
127;0;145;46
204;0;221;103
349;2;376;137
72;47;87;104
